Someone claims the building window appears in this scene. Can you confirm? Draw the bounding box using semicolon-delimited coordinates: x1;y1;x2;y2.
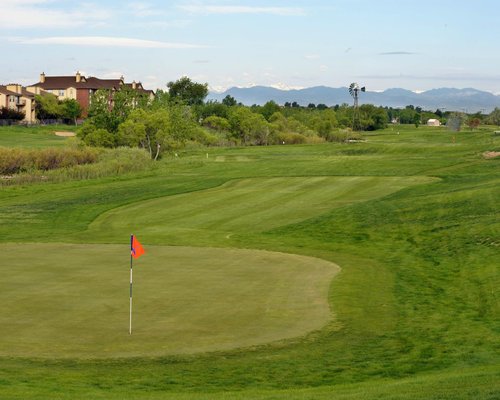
59;90;65;97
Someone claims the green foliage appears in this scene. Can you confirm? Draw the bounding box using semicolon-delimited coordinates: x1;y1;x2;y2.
487;107;500;125
359;104;389;130
167;76;208;106
195;100;228;120
202;115;230;132
0;106;25;120
259;100;281;121
34;94;62;120
87;89;134;132
61;99;82;125
82;127;116;148
228;106;270;144
222;94;237;106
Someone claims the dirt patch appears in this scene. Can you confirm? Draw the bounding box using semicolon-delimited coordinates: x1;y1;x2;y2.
482;151;500;159
54;131;76;137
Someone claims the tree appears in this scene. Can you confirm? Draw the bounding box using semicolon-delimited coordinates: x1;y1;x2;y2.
61;99;82;125
35;94;62;120
414;113;421;128
150;89;170;110
260;100;281;121
466;117;481;130
228;107;270;145
195;101;228;120
487;107;500;126
116;105;195;159
86;88;143;133
202;115;231;132
222;95;237;107
79;125;115;148
167;76;208;106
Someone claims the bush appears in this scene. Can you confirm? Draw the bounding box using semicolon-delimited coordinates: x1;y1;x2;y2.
83;128;116;148
275;132;307;144
0;107;25;120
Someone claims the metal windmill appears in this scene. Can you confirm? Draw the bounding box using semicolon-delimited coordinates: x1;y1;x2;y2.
349;82;365;132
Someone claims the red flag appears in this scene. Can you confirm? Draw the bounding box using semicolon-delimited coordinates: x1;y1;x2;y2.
131;235;145;259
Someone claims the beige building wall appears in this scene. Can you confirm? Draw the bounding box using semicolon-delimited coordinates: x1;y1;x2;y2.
6;84;36;123
0;93;7;108
49;87;77;101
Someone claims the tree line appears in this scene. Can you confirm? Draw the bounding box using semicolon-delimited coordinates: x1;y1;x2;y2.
76;77;393;159
72;77;500;159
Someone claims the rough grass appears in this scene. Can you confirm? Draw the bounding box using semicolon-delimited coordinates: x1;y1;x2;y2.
0;124;498;399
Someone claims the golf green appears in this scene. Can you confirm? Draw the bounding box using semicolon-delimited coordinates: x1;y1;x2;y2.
0;243;338;358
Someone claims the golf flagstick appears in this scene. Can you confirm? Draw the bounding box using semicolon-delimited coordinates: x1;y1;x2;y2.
129;234;145;335
129;235;133;335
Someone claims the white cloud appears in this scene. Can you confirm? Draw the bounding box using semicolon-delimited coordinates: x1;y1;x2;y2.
128;2;161;17
304;54;320;60
15;36;206;48
179;4;305;16
0;1;111;29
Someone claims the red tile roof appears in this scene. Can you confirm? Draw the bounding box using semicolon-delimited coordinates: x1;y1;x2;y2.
31;76;124;90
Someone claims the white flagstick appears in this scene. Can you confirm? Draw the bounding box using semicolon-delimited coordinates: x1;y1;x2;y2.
129;234;133;335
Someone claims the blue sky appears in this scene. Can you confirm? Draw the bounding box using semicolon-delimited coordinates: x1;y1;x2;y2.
1;0;499;93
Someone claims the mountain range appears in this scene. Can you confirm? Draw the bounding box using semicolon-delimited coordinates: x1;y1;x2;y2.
208;86;500;113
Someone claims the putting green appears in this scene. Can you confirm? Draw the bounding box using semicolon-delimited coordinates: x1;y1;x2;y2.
0;243;338;358
84;176;435;243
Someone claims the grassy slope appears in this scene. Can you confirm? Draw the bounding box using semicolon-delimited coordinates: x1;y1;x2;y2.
0;125;76;148
0;125;498;399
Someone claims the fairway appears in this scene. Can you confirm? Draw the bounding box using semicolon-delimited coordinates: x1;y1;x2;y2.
0;243;338;358
85;175;435;243
0;125;498;400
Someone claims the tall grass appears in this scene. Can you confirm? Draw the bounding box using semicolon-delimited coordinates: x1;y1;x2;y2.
0;146;99;175
0;147;152;185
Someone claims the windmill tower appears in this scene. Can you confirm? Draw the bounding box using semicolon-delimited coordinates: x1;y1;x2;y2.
349;82;365;132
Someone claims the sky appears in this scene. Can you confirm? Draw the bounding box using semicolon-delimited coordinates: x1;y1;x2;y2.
1;0;499;94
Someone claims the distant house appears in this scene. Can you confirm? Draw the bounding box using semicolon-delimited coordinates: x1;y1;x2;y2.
0;84;41;123
427;118;441;126
31;72;155;115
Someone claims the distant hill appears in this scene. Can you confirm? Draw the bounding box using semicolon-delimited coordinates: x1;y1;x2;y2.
208;86;500;113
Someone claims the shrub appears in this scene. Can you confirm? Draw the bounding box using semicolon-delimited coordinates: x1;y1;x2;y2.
276;132;307;144
0;107;25;120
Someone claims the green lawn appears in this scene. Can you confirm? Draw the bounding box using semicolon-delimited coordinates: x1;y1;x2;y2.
0;244;337;358
0;124;498;399
82;175;435;244
0;124;76;148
